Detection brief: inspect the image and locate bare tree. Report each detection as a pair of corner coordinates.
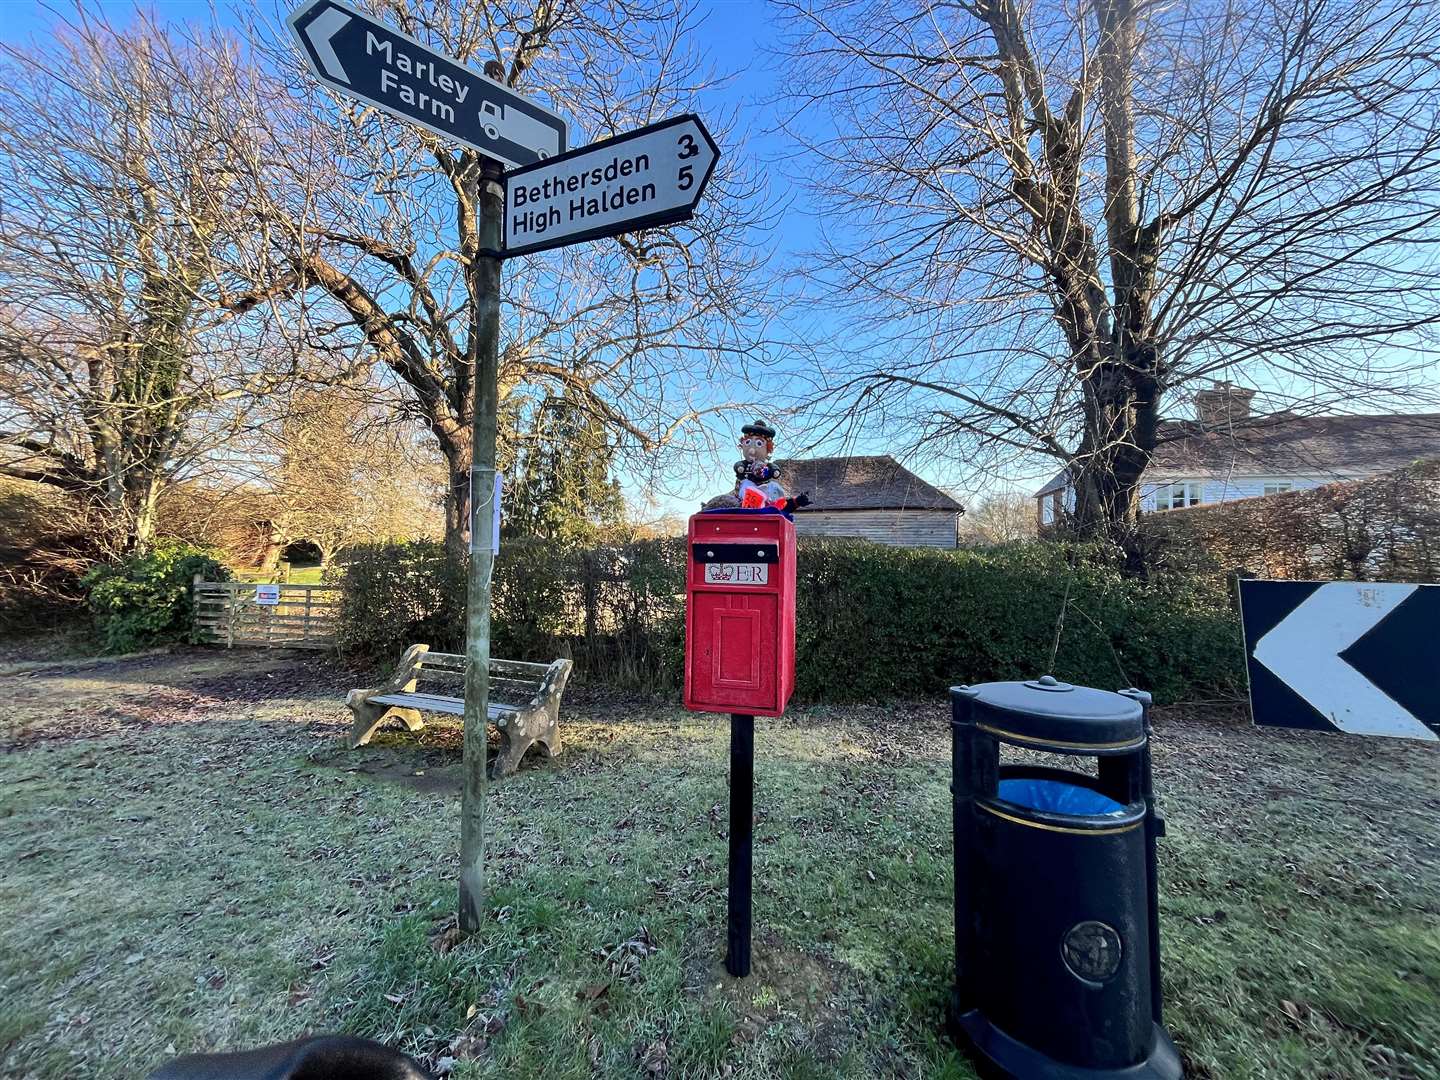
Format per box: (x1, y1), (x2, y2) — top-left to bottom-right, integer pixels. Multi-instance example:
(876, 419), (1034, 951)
(958, 492), (1036, 544)
(257, 388), (445, 566)
(0, 11), (304, 554)
(776, 0), (1440, 547)
(227, 0), (777, 558)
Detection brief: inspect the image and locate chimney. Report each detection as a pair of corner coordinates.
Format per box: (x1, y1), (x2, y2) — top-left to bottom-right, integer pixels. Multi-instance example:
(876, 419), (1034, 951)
(1194, 382), (1255, 428)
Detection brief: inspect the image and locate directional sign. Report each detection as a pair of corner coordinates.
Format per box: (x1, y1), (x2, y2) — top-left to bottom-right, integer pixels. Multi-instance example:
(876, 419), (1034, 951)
(288, 0), (567, 168)
(1239, 579), (1440, 740)
(503, 114), (719, 257)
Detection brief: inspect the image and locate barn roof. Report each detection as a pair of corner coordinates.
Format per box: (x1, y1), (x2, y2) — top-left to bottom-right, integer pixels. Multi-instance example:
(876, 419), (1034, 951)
(776, 455), (963, 512)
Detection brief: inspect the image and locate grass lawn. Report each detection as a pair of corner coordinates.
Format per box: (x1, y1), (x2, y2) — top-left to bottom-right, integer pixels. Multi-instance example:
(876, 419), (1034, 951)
(1, 648), (1436, 1080)
(232, 566), (328, 585)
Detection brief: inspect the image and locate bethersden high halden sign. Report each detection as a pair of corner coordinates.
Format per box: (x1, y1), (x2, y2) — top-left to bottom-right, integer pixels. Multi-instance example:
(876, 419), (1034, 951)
(511, 152), (658, 233)
(503, 115), (720, 257)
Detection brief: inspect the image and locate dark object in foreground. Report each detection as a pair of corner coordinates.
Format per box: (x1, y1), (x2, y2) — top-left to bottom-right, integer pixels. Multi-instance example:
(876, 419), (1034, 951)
(725, 712), (755, 977)
(949, 677), (1182, 1079)
(147, 1035), (433, 1080)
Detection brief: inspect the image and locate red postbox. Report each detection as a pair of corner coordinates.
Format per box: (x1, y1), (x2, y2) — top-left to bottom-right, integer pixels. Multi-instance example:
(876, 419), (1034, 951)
(683, 511), (796, 717)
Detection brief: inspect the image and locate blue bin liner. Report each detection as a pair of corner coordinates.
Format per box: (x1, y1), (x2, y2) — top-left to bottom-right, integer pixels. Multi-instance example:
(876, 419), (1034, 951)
(998, 778), (1126, 817)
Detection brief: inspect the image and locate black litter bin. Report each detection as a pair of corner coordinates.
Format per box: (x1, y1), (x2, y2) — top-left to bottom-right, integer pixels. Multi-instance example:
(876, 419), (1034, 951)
(950, 676), (1182, 1079)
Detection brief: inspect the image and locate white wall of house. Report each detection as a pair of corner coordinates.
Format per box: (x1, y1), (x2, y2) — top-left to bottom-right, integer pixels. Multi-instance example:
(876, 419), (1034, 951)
(793, 508), (959, 547)
(1036, 472), (1362, 525)
(1038, 487), (1073, 526)
(1137, 473), (1348, 512)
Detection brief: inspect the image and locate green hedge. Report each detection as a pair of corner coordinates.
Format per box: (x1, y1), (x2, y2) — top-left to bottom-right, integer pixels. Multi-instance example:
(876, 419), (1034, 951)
(82, 541), (231, 653)
(334, 537), (1246, 704)
(793, 540), (1244, 702)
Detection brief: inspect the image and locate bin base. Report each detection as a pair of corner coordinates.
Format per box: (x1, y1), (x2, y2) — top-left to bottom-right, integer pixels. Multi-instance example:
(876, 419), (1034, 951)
(949, 1002), (1183, 1079)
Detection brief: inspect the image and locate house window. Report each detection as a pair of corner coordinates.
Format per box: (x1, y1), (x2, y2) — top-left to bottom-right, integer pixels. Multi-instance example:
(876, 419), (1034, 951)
(1263, 481), (1294, 496)
(1155, 482), (1203, 511)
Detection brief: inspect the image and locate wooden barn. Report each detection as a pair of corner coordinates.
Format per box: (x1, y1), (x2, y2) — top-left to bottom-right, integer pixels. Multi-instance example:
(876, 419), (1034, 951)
(777, 455), (963, 548)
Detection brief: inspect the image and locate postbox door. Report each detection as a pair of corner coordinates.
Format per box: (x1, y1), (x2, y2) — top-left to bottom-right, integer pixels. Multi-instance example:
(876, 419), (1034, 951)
(689, 591), (779, 714)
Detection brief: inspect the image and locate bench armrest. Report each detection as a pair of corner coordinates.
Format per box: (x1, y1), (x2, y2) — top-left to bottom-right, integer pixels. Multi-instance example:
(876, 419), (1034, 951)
(530, 658), (573, 710)
(350, 643), (431, 707)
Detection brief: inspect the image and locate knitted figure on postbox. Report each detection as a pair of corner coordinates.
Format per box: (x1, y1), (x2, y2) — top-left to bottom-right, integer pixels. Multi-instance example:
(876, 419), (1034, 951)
(703, 419), (810, 515)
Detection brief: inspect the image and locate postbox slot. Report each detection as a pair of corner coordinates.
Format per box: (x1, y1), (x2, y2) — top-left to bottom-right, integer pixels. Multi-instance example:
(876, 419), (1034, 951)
(692, 542), (779, 564)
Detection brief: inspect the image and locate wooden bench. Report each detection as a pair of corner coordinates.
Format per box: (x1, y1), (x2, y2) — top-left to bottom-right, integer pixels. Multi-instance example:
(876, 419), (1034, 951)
(344, 644), (572, 778)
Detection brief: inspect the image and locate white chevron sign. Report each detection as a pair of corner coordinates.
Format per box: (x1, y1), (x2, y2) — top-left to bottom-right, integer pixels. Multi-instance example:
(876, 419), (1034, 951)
(1244, 580), (1438, 741)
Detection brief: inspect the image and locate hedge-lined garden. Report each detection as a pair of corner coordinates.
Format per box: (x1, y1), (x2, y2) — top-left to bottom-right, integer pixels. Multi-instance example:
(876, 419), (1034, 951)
(334, 538), (1246, 703)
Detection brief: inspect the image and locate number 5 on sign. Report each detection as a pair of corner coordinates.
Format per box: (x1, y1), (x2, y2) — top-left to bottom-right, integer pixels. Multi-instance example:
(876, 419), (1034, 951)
(503, 114), (720, 258)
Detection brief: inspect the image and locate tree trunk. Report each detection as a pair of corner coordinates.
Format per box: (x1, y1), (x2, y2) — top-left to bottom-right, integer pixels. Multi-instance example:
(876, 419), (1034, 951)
(445, 455), (470, 562)
(87, 466), (165, 556)
(259, 530), (284, 573)
(1070, 346), (1160, 561)
(129, 486), (160, 554)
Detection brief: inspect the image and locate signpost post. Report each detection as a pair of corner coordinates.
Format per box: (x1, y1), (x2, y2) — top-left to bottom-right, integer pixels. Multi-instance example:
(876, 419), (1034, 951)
(458, 151), (506, 932)
(291, 0), (719, 936)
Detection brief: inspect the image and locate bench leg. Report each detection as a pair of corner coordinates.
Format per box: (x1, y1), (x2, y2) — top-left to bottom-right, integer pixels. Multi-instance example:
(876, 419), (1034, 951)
(347, 696), (425, 749)
(488, 707), (560, 779)
(537, 708), (560, 759)
(489, 720), (532, 779)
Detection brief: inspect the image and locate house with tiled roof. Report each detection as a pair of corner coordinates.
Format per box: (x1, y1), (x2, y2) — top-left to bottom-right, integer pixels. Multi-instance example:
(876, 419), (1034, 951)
(1034, 384), (1440, 527)
(778, 455), (964, 548)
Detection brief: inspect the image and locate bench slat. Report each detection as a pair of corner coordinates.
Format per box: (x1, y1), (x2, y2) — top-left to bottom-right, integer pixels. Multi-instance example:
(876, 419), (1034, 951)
(405, 674), (543, 697)
(421, 653), (554, 675)
(370, 693), (520, 718)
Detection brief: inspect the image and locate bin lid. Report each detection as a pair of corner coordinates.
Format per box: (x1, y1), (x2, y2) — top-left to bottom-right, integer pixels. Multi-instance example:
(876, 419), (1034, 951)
(954, 676), (1145, 751)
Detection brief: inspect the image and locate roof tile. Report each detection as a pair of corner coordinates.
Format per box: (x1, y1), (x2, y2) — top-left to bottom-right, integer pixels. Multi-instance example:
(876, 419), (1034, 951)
(775, 455), (963, 512)
(1151, 412), (1440, 475)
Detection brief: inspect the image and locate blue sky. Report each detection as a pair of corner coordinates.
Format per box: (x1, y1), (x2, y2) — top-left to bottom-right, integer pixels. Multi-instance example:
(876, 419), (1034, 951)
(15, 2), (1425, 523)
(1, 0), (895, 519)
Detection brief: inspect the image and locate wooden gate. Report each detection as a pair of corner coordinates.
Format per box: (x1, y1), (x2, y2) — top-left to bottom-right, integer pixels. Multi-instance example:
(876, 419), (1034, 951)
(193, 576), (341, 649)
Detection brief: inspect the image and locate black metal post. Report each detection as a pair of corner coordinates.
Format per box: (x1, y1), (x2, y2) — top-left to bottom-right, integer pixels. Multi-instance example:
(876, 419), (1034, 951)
(725, 712), (755, 977)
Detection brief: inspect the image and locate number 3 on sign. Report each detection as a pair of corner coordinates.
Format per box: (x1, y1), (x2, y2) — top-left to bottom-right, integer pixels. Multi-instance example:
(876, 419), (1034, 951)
(678, 132), (697, 190)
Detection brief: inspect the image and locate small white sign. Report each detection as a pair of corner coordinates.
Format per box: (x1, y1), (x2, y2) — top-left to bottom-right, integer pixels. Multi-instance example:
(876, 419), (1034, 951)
(254, 584), (281, 606)
(705, 563), (768, 586)
(469, 469), (503, 555)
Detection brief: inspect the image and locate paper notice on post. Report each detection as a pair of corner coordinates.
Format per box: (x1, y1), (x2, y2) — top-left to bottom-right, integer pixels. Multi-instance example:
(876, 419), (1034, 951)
(492, 473), (503, 554)
(469, 468), (502, 555)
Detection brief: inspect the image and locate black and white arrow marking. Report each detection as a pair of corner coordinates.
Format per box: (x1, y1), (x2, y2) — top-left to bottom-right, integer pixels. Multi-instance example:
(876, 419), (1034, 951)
(288, 0), (568, 169)
(1240, 579), (1439, 741)
(303, 5), (351, 83)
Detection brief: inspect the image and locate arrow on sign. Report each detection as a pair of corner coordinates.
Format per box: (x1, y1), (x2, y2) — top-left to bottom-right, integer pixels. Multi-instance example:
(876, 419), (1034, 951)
(288, 0), (567, 168)
(503, 114), (719, 257)
(1245, 580), (1438, 741)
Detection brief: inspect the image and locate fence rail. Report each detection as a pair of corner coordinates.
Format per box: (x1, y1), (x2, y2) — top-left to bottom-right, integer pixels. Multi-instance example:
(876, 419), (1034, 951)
(193, 576), (341, 649)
